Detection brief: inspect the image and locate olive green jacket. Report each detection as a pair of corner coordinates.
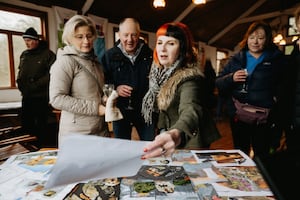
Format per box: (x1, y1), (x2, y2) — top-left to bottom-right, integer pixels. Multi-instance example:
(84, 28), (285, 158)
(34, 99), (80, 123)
(157, 64), (220, 149)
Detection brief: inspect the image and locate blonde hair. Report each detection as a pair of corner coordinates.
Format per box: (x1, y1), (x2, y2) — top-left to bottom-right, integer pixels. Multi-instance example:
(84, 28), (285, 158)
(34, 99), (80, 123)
(62, 15), (97, 45)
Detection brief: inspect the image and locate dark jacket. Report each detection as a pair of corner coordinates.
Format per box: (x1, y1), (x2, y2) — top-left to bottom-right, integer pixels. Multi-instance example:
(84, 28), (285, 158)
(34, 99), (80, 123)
(101, 39), (153, 112)
(17, 40), (56, 99)
(279, 40), (300, 129)
(49, 45), (106, 145)
(216, 48), (286, 121)
(203, 60), (217, 109)
(157, 64), (221, 148)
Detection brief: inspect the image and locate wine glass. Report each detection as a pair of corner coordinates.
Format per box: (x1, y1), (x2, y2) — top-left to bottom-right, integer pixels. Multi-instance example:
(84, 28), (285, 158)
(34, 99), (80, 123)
(103, 84), (114, 98)
(125, 86), (134, 110)
(240, 69), (248, 93)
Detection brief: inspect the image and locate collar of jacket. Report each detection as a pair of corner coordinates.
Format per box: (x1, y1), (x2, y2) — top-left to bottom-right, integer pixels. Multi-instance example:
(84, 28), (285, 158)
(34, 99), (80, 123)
(26, 40), (48, 53)
(157, 63), (204, 110)
(239, 47), (282, 62)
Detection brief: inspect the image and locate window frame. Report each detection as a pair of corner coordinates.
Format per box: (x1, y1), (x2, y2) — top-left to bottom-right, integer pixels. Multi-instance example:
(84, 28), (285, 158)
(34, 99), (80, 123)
(288, 16), (300, 37)
(284, 44), (294, 55)
(216, 50), (228, 76)
(0, 3), (48, 89)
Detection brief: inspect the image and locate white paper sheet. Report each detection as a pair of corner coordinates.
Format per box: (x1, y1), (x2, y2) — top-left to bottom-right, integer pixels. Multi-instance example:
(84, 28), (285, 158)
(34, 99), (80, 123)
(45, 134), (149, 189)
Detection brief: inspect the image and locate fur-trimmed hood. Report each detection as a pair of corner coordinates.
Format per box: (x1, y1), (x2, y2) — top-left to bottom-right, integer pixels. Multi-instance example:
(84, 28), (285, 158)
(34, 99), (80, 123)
(157, 64), (204, 110)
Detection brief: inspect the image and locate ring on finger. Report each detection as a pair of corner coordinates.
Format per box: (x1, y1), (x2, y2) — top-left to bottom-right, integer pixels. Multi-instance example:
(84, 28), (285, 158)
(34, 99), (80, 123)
(161, 147), (167, 155)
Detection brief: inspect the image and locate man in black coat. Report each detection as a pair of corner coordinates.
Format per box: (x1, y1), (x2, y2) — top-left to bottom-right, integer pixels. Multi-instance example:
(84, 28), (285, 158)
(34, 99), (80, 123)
(101, 18), (156, 141)
(17, 27), (56, 147)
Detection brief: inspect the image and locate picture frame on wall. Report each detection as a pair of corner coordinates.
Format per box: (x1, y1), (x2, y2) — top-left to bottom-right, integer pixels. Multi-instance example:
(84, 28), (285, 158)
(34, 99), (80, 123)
(288, 16), (300, 36)
(139, 32), (149, 44)
(284, 44), (294, 55)
(113, 27), (119, 43)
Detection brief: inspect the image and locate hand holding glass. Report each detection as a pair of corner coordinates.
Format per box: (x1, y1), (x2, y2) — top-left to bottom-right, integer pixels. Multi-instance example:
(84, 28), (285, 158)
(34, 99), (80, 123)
(240, 69), (248, 93)
(103, 84), (114, 98)
(125, 86), (134, 110)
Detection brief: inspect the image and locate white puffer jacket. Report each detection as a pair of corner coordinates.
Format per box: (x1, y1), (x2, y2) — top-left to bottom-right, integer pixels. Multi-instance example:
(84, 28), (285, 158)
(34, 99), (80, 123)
(49, 46), (106, 147)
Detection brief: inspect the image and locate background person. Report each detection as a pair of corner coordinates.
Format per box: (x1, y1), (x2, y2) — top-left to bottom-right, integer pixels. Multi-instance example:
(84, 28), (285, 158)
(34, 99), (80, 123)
(142, 22), (220, 159)
(101, 18), (156, 141)
(17, 27), (56, 148)
(203, 60), (217, 115)
(215, 57), (229, 122)
(199, 48), (217, 113)
(49, 15), (107, 147)
(279, 6), (300, 157)
(215, 21), (286, 159)
(260, 9), (300, 200)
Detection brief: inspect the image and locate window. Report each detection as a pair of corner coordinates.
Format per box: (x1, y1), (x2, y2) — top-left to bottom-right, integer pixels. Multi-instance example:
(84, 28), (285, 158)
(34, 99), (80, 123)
(288, 16), (300, 36)
(0, 3), (47, 89)
(216, 50), (228, 76)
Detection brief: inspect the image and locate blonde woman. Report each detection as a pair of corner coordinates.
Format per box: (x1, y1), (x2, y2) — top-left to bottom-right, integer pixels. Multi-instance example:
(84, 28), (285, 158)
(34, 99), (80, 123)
(49, 15), (107, 147)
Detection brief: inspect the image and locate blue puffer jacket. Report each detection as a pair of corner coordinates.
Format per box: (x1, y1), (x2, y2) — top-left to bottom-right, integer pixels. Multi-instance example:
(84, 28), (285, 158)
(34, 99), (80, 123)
(101, 40), (153, 112)
(216, 48), (286, 118)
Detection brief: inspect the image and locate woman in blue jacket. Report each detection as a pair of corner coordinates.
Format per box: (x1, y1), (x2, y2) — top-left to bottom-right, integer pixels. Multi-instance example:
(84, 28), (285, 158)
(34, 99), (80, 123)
(215, 21), (286, 159)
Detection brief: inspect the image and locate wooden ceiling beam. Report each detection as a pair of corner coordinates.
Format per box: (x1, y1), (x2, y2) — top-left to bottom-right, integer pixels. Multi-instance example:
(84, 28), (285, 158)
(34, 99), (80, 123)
(237, 7), (296, 24)
(174, 0), (216, 22)
(208, 0), (267, 45)
(82, 0), (94, 15)
(174, 3), (196, 22)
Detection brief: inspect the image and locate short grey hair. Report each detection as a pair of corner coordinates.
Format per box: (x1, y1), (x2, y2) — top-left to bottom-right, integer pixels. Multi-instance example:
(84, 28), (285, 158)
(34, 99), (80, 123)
(62, 15), (97, 45)
(119, 18), (140, 33)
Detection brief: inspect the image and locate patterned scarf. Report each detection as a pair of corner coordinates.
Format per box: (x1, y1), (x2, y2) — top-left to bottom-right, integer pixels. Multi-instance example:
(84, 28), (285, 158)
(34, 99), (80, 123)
(142, 60), (180, 124)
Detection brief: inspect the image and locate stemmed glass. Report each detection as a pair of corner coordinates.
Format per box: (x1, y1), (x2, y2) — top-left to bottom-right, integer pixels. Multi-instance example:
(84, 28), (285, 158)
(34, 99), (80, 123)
(240, 69), (248, 93)
(125, 86), (134, 110)
(103, 84), (114, 98)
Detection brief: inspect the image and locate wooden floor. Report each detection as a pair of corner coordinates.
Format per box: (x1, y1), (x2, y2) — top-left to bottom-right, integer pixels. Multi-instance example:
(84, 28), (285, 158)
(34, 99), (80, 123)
(1, 109), (234, 150)
(131, 118), (234, 150)
(210, 118), (234, 150)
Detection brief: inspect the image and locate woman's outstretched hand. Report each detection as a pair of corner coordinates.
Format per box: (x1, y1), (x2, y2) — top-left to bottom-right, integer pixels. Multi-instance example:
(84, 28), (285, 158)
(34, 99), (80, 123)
(141, 129), (181, 159)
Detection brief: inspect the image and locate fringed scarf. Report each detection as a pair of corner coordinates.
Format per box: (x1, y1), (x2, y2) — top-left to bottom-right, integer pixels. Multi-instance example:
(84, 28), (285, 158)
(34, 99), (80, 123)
(142, 60), (180, 124)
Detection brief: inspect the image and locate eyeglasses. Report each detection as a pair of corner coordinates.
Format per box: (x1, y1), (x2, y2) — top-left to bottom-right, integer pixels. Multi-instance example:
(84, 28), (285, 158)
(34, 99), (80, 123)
(73, 34), (94, 41)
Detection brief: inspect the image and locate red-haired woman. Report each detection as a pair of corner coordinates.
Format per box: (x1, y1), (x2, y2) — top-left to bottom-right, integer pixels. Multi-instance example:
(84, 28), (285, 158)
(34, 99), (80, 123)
(141, 22), (220, 159)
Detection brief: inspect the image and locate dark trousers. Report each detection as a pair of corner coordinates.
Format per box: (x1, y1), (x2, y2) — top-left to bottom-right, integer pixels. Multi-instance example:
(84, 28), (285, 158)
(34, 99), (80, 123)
(230, 117), (275, 159)
(21, 97), (50, 146)
(285, 126), (300, 154)
(113, 109), (157, 141)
